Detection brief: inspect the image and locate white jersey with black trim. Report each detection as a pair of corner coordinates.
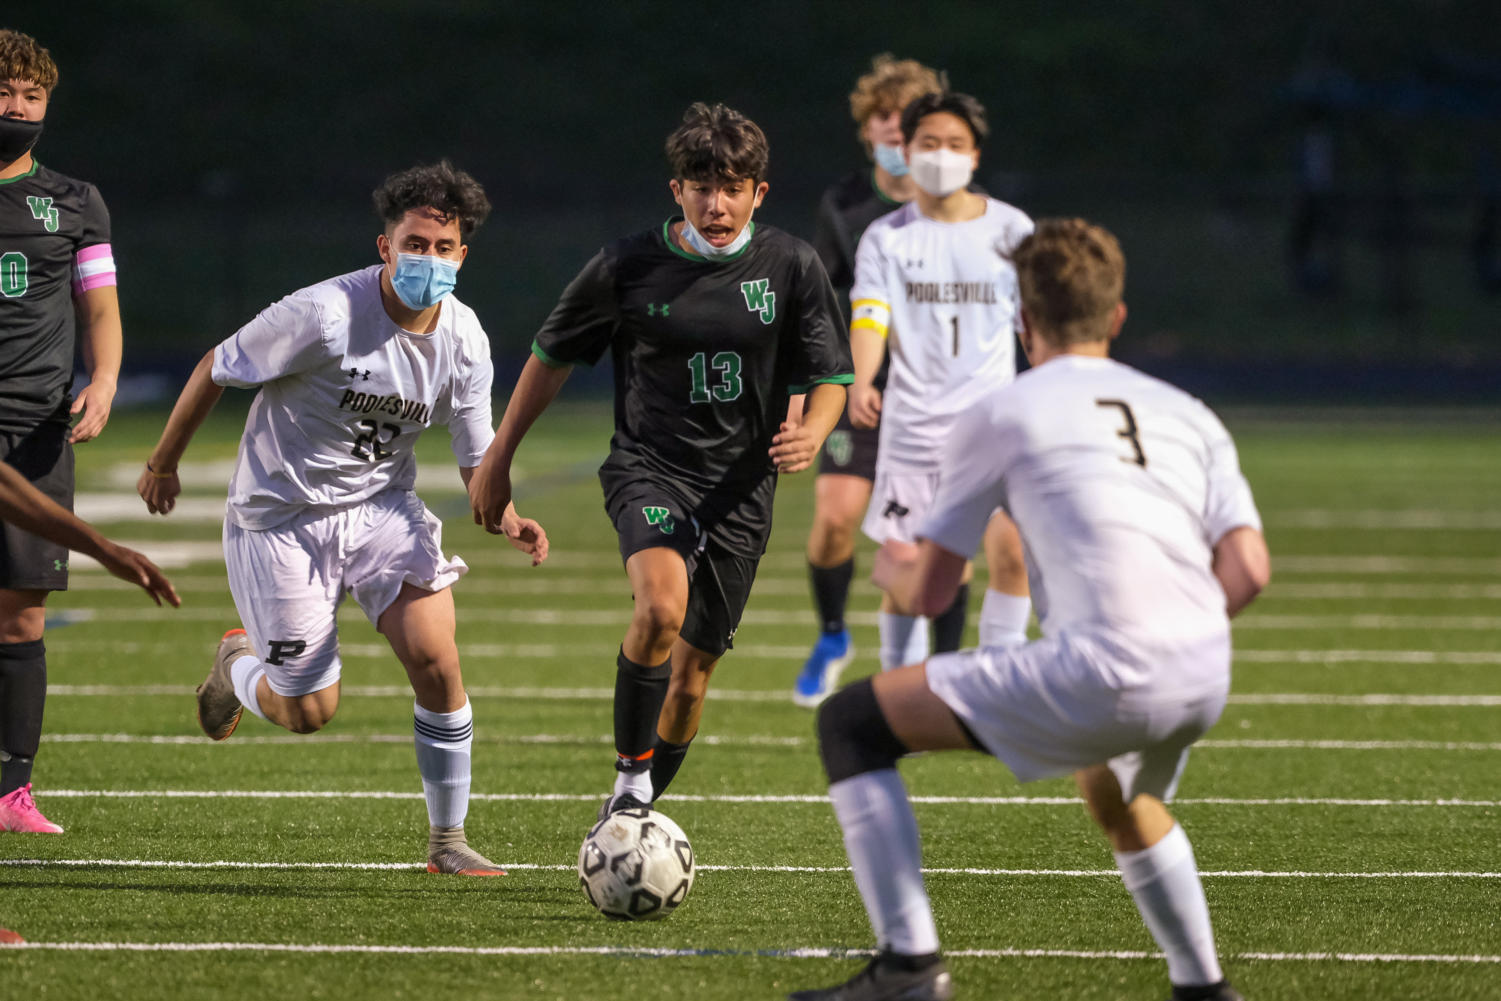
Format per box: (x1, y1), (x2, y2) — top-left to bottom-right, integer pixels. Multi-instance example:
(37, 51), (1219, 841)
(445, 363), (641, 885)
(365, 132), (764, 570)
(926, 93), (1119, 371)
(921, 355), (1261, 691)
(849, 197), (1033, 473)
(212, 264), (495, 530)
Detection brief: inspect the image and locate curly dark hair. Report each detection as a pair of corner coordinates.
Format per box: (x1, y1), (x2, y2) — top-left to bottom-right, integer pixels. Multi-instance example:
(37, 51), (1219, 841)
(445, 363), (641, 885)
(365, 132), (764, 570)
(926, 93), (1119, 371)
(665, 102), (769, 183)
(900, 91), (989, 148)
(372, 160), (491, 238)
(0, 29), (59, 92)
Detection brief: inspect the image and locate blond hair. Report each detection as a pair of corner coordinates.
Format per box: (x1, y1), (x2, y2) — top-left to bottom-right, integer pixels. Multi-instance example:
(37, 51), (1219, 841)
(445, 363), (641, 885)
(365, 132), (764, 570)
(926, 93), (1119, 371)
(1012, 219), (1127, 345)
(0, 29), (58, 92)
(848, 54), (941, 149)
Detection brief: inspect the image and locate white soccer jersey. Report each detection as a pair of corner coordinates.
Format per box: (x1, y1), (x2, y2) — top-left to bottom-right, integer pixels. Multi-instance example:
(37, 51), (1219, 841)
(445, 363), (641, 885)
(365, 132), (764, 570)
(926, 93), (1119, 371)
(212, 264), (495, 530)
(921, 355), (1261, 686)
(850, 198), (1033, 472)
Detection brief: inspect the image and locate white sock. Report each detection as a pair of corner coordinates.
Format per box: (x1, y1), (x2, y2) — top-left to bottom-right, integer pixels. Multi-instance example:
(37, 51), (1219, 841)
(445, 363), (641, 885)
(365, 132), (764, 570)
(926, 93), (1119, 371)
(613, 766), (653, 802)
(829, 770), (939, 955)
(978, 590), (1030, 648)
(413, 699), (474, 830)
(878, 612), (929, 671)
(1114, 824), (1224, 987)
(229, 655), (268, 721)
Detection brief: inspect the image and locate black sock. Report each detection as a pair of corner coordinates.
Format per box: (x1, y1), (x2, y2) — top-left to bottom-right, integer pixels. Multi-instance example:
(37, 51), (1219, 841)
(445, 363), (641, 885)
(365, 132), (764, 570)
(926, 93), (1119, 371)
(879, 949), (942, 972)
(809, 559), (854, 635)
(649, 734), (694, 801)
(613, 647), (671, 770)
(1171, 980), (1232, 1001)
(931, 582), (970, 654)
(0, 639), (46, 796)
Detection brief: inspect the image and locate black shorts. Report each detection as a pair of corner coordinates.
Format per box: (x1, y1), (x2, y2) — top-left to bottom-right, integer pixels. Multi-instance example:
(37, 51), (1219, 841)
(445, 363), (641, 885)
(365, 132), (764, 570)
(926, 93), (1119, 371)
(605, 475), (760, 659)
(0, 423), (74, 591)
(817, 405), (879, 480)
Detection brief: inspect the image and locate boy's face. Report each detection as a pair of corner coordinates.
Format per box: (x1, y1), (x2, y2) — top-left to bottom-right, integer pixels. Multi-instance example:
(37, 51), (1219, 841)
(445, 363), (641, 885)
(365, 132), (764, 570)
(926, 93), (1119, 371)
(377, 206), (467, 275)
(0, 78), (48, 121)
(670, 176), (768, 247)
(906, 111), (980, 168)
(860, 106), (903, 149)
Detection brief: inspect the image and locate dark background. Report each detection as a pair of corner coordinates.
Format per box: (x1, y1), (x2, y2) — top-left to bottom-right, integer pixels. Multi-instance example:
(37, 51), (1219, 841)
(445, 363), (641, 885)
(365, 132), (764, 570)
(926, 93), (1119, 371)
(18, 0), (1501, 403)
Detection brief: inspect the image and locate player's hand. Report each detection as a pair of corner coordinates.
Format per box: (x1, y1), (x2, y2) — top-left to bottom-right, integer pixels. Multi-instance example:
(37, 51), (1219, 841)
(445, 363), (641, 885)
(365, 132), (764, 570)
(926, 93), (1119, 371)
(769, 421), (821, 474)
(95, 540), (181, 607)
(469, 457), (514, 535)
(137, 463), (182, 516)
(69, 379), (117, 443)
(849, 383), (882, 430)
(500, 504), (549, 566)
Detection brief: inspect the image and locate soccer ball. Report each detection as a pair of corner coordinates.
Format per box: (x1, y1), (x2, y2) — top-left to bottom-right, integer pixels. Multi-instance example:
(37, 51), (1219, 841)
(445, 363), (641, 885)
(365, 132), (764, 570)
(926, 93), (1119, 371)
(577, 807), (694, 920)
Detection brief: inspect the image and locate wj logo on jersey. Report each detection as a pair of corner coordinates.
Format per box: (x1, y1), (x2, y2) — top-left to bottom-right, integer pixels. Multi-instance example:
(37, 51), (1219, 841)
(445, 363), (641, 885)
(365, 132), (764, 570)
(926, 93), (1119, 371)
(740, 279), (775, 325)
(646, 303), (670, 317)
(824, 430), (853, 467)
(27, 196), (59, 234)
(642, 506), (676, 534)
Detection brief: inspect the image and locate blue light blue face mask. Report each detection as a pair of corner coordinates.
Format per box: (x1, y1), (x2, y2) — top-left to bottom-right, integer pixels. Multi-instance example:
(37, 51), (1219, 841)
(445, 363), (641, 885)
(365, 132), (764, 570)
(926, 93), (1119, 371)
(873, 143), (909, 177)
(391, 252), (460, 310)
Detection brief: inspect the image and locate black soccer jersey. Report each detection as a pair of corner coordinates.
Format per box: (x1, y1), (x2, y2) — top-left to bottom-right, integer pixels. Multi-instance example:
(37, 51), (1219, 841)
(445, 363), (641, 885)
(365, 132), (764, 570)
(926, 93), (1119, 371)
(813, 169), (904, 314)
(0, 161), (112, 432)
(533, 219), (852, 551)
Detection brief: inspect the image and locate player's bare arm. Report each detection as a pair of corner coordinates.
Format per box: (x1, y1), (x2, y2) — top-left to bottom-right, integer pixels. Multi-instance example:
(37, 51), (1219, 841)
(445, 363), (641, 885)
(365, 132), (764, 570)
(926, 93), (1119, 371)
(470, 353), (571, 534)
(1, 460), (179, 607)
(769, 383), (846, 474)
(1212, 525), (1270, 617)
(68, 283), (122, 443)
(871, 536), (967, 618)
(137, 349), (224, 515)
(846, 324), (885, 429)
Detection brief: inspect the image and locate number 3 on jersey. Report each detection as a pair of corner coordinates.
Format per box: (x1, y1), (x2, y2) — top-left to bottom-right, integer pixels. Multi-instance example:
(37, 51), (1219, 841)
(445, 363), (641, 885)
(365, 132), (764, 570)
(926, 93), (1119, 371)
(1096, 399), (1146, 466)
(687, 351), (743, 403)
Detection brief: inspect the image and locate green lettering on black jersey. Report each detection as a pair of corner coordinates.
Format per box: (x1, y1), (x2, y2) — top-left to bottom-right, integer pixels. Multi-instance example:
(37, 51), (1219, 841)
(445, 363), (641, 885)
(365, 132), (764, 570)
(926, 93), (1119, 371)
(739, 279), (775, 324)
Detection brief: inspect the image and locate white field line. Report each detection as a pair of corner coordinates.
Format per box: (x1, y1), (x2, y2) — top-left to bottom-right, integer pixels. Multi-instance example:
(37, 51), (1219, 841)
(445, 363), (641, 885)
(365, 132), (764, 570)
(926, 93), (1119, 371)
(1262, 582), (1501, 600)
(42, 605), (1501, 631)
(1271, 556), (1501, 576)
(33, 789), (1501, 808)
(37, 640), (1501, 667)
(1269, 510), (1501, 530)
(41, 732), (1501, 753)
(41, 683), (1501, 707)
(2, 939), (1498, 965)
(5, 857), (1500, 879)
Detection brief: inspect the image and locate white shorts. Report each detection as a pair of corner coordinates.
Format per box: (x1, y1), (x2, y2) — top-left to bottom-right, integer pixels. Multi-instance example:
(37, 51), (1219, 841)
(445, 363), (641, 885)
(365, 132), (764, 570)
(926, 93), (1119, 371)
(861, 468), (941, 545)
(925, 631), (1229, 802)
(223, 489), (466, 697)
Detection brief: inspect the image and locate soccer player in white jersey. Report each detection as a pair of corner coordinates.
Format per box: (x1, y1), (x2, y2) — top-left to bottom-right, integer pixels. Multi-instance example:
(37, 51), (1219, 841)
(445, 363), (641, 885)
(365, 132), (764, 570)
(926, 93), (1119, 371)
(848, 91), (1034, 674)
(137, 162), (548, 876)
(791, 219), (1269, 1001)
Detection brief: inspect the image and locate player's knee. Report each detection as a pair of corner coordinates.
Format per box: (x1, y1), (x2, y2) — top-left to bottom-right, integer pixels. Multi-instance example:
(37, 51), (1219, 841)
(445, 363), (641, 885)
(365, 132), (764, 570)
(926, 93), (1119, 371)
(816, 678), (910, 784)
(632, 595), (685, 643)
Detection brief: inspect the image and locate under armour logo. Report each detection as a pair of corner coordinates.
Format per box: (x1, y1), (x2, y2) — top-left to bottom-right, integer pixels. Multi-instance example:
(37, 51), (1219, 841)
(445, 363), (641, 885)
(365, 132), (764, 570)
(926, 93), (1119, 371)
(53, 558), (67, 571)
(903, 258), (924, 270)
(881, 500), (910, 519)
(646, 303), (670, 317)
(348, 368), (370, 381)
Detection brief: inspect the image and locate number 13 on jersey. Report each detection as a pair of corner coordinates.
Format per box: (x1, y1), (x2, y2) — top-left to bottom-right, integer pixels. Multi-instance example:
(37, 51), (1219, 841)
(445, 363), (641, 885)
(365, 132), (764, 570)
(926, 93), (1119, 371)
(687, 350), (743, 403)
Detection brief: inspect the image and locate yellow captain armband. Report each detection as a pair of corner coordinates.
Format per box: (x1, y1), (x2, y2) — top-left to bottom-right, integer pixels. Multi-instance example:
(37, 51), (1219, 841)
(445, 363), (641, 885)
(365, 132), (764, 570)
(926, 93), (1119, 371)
(850, 298), (891, 337)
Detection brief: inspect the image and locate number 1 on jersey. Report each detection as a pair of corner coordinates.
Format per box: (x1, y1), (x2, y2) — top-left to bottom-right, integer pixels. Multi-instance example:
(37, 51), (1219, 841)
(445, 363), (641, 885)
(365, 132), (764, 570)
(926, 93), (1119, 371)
(1096, 399), (1146, 466)
(949, 316), (959, 357)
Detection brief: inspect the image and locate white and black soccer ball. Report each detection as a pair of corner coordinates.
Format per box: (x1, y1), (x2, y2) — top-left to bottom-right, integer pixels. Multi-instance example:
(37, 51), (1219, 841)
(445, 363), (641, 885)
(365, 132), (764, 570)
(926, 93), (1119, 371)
(577, 807), (694, 921)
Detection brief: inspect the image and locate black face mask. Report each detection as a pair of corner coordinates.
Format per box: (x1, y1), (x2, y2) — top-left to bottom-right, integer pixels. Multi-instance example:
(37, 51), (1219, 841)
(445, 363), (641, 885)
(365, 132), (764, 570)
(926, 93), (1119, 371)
(0, 116), (43, 167)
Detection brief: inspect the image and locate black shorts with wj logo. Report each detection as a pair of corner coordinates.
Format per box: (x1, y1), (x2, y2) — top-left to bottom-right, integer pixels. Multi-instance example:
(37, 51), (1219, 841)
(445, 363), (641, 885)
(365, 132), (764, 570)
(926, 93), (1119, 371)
(0, 423), (75, 591)
(816, 405), (880, 481)
(602, 470), (761, 659)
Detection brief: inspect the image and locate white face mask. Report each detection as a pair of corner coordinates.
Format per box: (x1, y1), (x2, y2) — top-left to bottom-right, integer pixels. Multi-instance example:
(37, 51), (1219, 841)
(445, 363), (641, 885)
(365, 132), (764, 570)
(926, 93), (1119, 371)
(909, 148), (975, 198)
(681, 217), (755, 260)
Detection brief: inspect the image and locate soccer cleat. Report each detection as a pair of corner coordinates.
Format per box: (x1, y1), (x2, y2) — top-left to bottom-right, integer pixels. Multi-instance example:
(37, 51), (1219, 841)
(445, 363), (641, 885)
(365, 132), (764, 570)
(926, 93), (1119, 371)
(793, 629), (854, 708)
(197, 628), (251, 741)
(0, 783), (64, 834)
(1169, 981), (1245, 1001)
(426, 842), (507, 876)
(0, 927), (24, 944)
(596, 791), (649, 823)
(788, 952), (954, 1001)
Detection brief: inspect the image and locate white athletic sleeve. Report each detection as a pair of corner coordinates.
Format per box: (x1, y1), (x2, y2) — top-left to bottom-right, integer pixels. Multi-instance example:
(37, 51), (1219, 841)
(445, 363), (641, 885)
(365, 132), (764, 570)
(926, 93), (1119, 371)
(848, 225), (892, 337)
(1201, 410), (1262, 544)
(448, 331), (495, 468)
(212, 290), (329, 388)
(920, 398), (1015, 558)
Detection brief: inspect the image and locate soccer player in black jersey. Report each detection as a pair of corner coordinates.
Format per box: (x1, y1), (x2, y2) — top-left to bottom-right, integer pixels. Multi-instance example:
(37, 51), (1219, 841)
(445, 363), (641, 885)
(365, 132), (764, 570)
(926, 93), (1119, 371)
(470, 103), (853, 815)
(793, 55), (946, 709)
(0, 30), (123, 834)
